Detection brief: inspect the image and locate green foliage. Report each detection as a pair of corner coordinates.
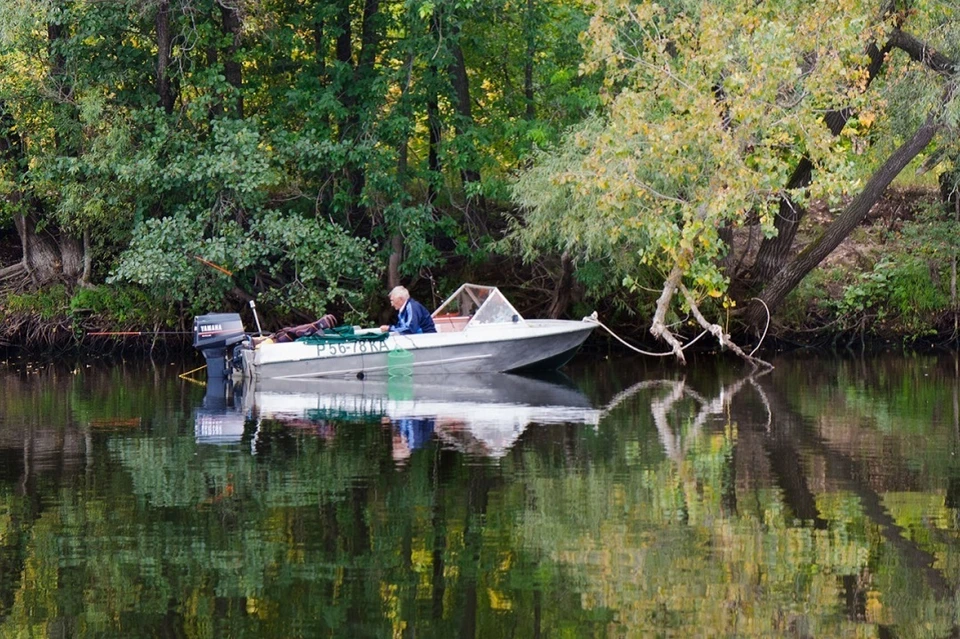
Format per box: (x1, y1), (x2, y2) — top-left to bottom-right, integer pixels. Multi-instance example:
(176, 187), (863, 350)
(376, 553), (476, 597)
(108, 208), (380, 320)
(834, 256), (947, 333)
(69, 285), (167, 327)
(0, 0), (601, 323)
(781, 197), (956, 341)
(3, 284), (70, 320)
(248, 211), (380, 320)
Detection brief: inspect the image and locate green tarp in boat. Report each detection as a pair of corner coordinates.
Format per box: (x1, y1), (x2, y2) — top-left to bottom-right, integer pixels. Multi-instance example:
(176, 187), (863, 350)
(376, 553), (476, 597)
(297, 325), (390, 345)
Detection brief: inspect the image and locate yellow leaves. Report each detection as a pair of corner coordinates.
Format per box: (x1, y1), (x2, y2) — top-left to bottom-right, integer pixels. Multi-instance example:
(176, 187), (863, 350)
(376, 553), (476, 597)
(865, 590), (884, 624)
(858, 110), (876, 128)
(487, 588), (513, 611)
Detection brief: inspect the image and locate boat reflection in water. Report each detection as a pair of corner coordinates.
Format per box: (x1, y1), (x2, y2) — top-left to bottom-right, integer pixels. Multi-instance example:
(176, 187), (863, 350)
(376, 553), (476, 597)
(194, 373), (601, 461)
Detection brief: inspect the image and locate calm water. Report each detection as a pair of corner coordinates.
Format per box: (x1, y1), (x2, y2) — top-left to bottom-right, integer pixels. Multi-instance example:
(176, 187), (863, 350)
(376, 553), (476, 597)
(1, 352), (960, 637)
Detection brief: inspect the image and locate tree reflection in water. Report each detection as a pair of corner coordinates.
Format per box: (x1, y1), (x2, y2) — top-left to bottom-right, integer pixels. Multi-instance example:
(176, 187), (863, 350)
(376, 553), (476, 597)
(0, 356), (958, 637)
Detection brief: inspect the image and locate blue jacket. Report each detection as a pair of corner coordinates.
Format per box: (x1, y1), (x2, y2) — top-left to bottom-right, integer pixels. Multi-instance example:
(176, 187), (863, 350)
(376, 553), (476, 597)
(390, 298), (437, 334)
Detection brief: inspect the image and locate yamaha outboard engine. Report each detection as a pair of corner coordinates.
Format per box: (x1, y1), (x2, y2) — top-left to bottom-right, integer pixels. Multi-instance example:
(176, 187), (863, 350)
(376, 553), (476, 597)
(193, 313), (246, 379)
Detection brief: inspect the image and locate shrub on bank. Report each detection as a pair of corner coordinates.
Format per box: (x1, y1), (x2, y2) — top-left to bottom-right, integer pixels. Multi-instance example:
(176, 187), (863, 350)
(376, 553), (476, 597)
(779, 200), (959, 346)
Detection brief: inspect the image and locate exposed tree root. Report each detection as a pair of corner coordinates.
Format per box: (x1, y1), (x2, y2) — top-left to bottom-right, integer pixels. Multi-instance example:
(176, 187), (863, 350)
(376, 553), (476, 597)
(680, 285), (773, 370)
(649, 265), (688, 364)
(647, 266), (774, 370)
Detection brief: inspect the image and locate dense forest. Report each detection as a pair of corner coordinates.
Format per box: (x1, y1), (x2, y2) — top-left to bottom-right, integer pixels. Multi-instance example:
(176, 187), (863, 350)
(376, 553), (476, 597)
(0, 0), (958, 356)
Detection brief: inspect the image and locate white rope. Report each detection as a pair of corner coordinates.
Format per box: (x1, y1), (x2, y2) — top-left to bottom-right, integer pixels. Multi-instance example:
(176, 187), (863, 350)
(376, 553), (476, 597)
(583, 314), (709, 357)
(747, 298), (771, 358)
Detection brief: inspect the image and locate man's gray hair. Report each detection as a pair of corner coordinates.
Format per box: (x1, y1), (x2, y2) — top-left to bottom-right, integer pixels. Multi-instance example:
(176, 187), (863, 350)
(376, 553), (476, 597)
(388, 286), (410, 301)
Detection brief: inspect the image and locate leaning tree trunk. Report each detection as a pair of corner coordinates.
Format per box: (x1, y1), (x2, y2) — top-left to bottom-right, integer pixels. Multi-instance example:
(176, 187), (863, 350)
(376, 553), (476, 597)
(743, 114), (941, 330)
(749, 39), (891, 284)
(742, 28), (956, 332)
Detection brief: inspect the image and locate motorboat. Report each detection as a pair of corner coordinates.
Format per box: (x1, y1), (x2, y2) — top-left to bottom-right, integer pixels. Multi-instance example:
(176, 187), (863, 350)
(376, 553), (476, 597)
(194, 373), (601, 458)
(193, 284), (596, 380)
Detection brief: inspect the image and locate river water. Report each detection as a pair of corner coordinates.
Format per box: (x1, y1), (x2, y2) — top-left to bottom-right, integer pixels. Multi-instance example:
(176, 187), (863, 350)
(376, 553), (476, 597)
(0, 352), (959, 637)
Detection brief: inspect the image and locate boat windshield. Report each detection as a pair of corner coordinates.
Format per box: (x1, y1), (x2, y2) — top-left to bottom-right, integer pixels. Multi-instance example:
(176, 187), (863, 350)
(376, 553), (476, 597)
(432, 284), (526, 327)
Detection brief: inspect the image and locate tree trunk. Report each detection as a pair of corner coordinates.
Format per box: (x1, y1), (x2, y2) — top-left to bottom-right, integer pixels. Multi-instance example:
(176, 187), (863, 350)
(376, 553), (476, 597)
(206, 44), (222, 119)
(743, 114), (941, 330)
(155, 0), (176, 114)
(81, 227), (92, 286)
(749, 40), (890, 284)
(59, 234), (83, 280)
(447, 38), (487, 229)
(312, 15), (326, 81)
(953, 189), (959, 337)
(388, 55), (416, 292)
(333, 0), (379, 224)
(218, 1), (243, 118)
(387, 233), (403, 290)
(888, 29), (956, 76)
(47, 22), (68, 98)
(16, 214), (63, 286)
(335, 0), (352, 70)
(546, 251), (574, 319)
(742, 29), (955, 331)
(650, 265), (687, 364)
(427, 87), (441, 207)
(523, 0), (536, 121)
(358, 0), (381, 73)
(0, 99), (23, 162)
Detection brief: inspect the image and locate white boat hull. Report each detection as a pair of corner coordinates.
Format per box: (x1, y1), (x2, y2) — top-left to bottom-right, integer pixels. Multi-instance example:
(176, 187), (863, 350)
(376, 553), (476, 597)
(241, 319), (595, 380)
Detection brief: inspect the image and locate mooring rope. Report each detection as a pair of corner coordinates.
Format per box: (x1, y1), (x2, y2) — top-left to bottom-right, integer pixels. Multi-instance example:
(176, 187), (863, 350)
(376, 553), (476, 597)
(583, 314), (709, 357)
(747, 298), (771, 358)
(179, 364), (207, 386)
(584, 297), (772, 359)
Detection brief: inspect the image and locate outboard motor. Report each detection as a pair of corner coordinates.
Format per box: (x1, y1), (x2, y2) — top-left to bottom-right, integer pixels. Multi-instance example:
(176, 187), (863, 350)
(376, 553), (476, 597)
(193, 313), (246, 379)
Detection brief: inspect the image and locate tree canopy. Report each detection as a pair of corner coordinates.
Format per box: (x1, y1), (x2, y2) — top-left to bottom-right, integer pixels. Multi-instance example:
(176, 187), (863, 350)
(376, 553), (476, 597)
(509, 0), (960, 362)
(0, 0), (958, 351)
(0, 0), (595, 325)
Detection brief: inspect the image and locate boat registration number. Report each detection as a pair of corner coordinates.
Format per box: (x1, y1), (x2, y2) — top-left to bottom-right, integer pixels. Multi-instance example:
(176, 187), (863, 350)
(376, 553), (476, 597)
(314, 340), (391, 356)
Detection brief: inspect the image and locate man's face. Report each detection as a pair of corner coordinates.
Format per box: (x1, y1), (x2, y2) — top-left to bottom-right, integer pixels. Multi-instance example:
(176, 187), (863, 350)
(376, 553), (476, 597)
(389, 294), (405, 310)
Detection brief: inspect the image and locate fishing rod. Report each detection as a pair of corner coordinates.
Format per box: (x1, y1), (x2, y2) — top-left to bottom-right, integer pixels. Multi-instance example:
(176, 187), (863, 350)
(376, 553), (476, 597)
(87, 330), (193, 336)
(90, 259), (264, 339)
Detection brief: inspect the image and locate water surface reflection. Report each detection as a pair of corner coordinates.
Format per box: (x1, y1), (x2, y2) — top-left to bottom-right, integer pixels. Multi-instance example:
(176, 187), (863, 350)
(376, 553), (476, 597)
(0, 354), (959, 637)
(196, 373), (602, 461)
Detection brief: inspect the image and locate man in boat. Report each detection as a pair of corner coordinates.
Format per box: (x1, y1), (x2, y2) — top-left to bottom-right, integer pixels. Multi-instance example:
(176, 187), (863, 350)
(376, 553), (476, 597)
(380, 286), (436, 335)
(254, 313), (338, 347)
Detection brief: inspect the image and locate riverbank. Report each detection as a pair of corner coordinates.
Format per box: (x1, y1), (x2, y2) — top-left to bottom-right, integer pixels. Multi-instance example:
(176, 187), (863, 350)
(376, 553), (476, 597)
(0, 187), (956, 357)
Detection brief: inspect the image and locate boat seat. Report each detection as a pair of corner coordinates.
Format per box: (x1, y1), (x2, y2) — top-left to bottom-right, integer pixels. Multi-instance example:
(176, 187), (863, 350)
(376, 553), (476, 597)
(433, 315), (470, 332)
